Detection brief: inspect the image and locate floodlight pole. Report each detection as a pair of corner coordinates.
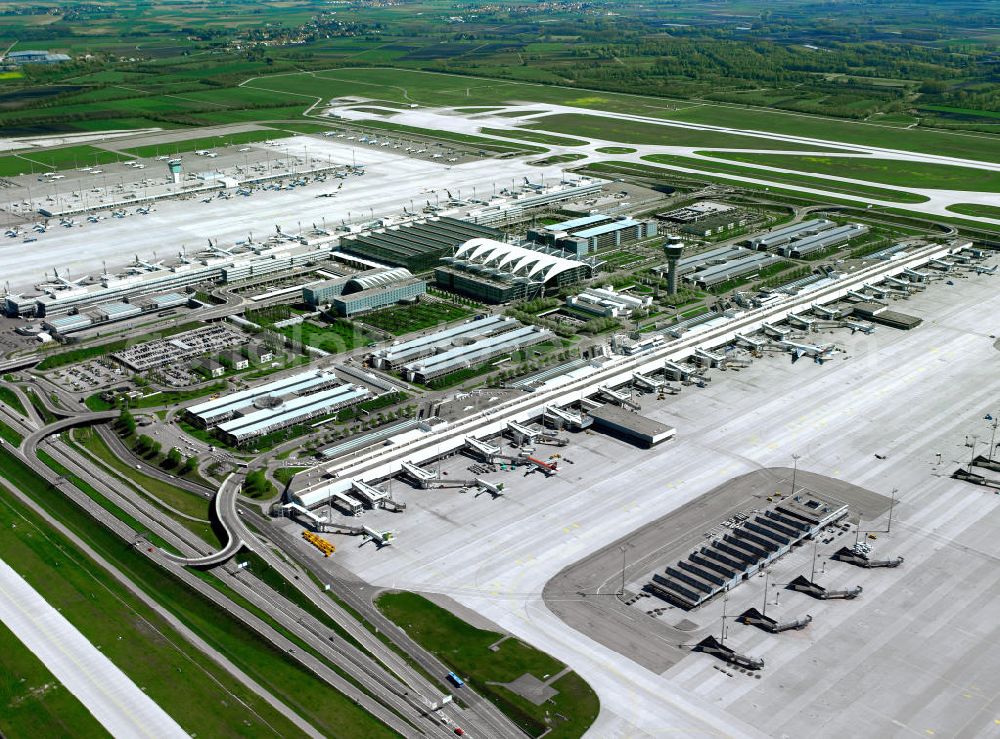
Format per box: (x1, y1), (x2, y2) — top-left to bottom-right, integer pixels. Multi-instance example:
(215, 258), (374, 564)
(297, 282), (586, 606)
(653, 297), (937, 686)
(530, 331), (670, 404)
(887, 488), (897, 533)
(810, 536), (819, 583)
(989, 416), (998, 462)
(969, 435), (979, 473)
(619, 545), (626, 596)
(855, 510), (863, 547)
(720, 594), (728, 646)
(791, 453), (801, 496)
(761, 569), (770, 618)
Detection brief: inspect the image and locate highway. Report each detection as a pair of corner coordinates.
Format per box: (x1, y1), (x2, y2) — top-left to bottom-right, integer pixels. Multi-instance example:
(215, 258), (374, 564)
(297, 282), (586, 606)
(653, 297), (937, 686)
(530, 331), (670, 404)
(9, 393), (522, 737)
(224, 482), (526, 738)
(298, 240), (956, 488)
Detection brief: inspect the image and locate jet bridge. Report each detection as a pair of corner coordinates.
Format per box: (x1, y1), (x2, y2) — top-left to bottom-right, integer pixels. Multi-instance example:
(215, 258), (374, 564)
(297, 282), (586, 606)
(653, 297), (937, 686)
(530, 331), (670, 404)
(760, 322), (790, 340)
(884, 276), (919, 292)
(507, 420), (540, 444)
(282, 502), (329, 526)
(663, 360), (692, 381)
(733, 333), (764, 350)
(785, 314), (815, 331)
(465, 436), (502, 460)
(351, 480), (389, 508)
(598, 385), (641, 411)
(632, 372), (666, 391)
(401, 460), (436, 484)
(810, 302), (842, 319)
(693, 348), (726, 368)
(841, 319), (875, 334)
(543, 404), (592, 430)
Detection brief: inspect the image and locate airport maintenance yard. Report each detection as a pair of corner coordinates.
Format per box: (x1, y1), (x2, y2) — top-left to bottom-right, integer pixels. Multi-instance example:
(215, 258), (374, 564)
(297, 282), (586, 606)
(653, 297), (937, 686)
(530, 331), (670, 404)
(276, 255), (1000, 738)
(0, 133), (567, 293)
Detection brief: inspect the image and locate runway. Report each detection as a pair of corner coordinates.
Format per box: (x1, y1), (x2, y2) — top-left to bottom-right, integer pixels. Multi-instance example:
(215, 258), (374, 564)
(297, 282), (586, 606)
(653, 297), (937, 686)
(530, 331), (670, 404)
(0, 557), (188, 738)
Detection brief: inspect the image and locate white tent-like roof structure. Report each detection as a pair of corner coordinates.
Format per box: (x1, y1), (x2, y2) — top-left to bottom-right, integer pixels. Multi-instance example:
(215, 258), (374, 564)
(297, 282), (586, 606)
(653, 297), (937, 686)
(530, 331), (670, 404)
(453, 238), (587, 284)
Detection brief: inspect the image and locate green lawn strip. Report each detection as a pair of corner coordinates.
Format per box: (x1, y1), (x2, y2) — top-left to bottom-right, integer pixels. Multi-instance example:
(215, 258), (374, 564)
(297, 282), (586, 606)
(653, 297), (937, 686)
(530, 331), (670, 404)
(946, 203), (1000, 220)
(359, 301), (472, 335)
(0, 417), (24, 446)
(701, 151), (1000, 193)
(86, 381), (227, 412)
(376, 591), (599, 738)
(35, 320), (204, 370)
(640, 154), (928, 203)
(36, 447), (178, 553)
(239, 551), (370, 653)
(0, 385), (28, 415)
(0, 445), (396, 738)
(0, 618), (109, 738)
(122, 128), (296, 158)
(595, 146), (636, 154)
(351, 119), (547, 153)
(479, 127), (588, 146)
(528, 112), (839, 151)
(24, 389), (57, 424)
(885, 208), (1000, 234)
(530, 153), (588, 166)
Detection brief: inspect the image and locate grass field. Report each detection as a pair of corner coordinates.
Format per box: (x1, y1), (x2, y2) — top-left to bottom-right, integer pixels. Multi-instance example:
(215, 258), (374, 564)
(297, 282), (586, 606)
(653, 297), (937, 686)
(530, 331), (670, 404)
(478, 127), (588, 146)
(277, 318), (376, 354)
(526, 113), (836, 151)
(359, 301), (472, 335)
(0, 417), (24, 446)
(122, 128), (296, 158)
(351, 118), (546, 153)
(946, 203), (1000, 219)
(703, 152), (1000, 192)
(238, 69), (1000, 163)
(0, 617), (108, 738)
(595, 146), (636, 154)
(377, 591), (599, 738)
(0, 385), (28, 415)
(640, 154), (929, 203)
(0, 443), (397, 738)
(529, 153), (588, 166)
(0, 145), (121, 176)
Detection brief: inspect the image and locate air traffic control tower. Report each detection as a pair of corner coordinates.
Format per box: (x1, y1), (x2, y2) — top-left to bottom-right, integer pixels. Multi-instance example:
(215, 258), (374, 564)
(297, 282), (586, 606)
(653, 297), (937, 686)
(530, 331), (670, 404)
(167, 158), (182, 185)
(663, 235), (684, 294)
